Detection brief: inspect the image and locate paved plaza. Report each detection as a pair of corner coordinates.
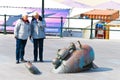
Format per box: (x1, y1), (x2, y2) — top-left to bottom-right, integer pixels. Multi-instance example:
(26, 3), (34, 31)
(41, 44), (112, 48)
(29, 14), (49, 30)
(0, 34), (120, 80)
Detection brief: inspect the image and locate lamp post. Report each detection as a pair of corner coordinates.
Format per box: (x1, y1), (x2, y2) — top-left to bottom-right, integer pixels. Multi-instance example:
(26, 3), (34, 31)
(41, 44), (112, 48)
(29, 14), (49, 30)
(42, 0), (44, 18)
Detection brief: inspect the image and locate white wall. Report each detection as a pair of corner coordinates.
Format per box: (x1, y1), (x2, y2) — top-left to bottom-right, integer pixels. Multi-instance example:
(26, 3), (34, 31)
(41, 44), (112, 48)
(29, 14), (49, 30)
(109, 27), (120, 39)
(63, 19), (99, 38)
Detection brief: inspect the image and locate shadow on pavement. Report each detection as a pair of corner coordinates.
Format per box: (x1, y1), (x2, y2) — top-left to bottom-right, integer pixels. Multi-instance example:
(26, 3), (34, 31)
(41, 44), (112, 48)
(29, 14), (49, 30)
(62, 67), (113, 74)
(28, 60), (52, 63)
(82, 67), (113, 73)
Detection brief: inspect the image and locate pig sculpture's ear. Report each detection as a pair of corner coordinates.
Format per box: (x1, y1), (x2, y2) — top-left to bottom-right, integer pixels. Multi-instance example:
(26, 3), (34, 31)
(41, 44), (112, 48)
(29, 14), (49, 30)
(68, 42), (76, 50)
(58, 49), (61, 52)
(77, 40), (82, 49)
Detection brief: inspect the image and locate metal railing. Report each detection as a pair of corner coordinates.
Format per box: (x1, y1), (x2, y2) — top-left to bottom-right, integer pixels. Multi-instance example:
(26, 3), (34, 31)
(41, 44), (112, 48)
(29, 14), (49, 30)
(0, 14), (120, 39)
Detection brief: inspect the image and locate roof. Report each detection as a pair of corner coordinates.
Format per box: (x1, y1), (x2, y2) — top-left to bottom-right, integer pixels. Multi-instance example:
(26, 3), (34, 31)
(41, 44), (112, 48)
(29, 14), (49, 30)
(82, 9), (119, 16)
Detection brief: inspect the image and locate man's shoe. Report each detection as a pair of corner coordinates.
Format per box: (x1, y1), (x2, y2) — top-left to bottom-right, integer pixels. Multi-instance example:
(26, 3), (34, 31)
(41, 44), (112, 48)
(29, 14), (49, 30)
(39, 60), (44, 62)
(21, 59), (27, 63)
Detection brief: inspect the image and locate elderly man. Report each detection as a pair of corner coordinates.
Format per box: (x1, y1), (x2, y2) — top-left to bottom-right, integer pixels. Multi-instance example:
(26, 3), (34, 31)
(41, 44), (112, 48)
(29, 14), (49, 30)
(30, 12), (46, 62)
(14, 13), (31, 64)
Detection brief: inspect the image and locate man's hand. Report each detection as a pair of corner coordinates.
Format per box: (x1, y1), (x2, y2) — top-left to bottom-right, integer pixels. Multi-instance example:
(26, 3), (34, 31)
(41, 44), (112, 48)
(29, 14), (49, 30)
(29, 36), (31, 40)
(15, 36), (17, 39)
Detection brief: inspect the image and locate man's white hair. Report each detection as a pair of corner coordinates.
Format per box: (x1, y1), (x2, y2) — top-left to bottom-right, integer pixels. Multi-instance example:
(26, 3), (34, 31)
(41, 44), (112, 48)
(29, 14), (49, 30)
(32, 11), (40, 16)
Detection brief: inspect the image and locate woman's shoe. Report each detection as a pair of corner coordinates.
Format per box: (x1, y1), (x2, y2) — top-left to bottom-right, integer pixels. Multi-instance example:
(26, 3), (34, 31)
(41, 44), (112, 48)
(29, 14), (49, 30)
(16, 61), (19, 64)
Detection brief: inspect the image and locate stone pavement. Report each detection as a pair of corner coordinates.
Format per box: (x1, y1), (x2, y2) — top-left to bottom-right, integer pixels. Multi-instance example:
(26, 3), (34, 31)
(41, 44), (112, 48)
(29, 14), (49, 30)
(0, 34), (120, 80)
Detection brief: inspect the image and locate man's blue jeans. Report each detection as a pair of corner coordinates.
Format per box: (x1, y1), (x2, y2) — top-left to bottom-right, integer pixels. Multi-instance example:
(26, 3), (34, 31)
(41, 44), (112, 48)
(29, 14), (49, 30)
(16, 39), (27, 61)
(33, 38), (44, 61)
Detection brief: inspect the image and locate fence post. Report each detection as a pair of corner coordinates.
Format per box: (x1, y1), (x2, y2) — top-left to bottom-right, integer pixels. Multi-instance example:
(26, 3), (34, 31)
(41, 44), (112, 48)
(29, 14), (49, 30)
(90, 18), (93, 39)
(60, 17), (63, 37)
(4, 14), (7, 34)
(42, 0), (44, 18)
(68, 17), (70, 31)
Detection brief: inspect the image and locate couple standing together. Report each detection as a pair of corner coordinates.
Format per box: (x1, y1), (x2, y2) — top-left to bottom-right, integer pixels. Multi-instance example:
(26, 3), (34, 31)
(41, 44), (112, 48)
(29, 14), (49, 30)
(14, 12), (46, 64)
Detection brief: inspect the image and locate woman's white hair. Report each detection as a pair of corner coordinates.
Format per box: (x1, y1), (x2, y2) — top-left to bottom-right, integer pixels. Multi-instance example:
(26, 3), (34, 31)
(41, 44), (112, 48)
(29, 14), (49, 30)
(22, 12), (28, 17)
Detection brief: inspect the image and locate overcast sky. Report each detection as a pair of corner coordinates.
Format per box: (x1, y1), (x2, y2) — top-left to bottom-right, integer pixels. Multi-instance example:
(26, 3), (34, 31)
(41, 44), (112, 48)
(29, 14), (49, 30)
(53, 0), (120, 6)
(0, 0), (120, 7)
(0, 0), (42, 7)
(0, 0), (70, 8)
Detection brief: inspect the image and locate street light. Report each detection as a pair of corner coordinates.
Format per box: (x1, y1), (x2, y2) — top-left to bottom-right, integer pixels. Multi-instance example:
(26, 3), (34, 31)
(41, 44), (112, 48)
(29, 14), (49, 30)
(42, 0), (44, 18)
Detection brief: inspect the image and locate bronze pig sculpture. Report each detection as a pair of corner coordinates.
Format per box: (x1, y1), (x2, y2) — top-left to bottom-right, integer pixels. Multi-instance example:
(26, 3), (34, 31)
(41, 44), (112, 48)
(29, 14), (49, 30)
(52, 41), (97, 73)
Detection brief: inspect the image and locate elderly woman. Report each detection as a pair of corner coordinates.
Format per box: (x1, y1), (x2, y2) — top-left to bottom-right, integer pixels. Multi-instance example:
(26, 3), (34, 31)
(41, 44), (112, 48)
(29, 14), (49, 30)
(14, 13), (31, 64)
(30, 12), (46, 62)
